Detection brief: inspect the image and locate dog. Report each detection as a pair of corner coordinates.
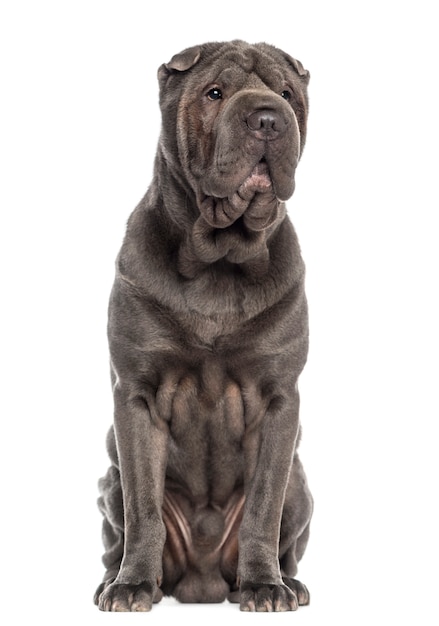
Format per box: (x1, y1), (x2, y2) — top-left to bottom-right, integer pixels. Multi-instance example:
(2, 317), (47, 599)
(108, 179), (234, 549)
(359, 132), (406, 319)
(94, 40), (313, 612)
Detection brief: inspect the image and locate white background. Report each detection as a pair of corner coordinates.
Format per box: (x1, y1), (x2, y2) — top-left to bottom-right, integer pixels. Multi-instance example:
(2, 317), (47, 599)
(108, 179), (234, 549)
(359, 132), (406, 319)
(1, 1), (438, 624)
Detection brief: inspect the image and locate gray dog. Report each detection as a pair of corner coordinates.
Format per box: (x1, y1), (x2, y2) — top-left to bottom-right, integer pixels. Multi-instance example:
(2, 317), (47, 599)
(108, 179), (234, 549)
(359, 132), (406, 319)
(94, 40), (313, 613)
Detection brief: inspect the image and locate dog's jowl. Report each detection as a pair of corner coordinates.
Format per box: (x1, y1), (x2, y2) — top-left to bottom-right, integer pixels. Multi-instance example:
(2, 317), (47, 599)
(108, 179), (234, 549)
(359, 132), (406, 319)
(94, 40), (313, 612)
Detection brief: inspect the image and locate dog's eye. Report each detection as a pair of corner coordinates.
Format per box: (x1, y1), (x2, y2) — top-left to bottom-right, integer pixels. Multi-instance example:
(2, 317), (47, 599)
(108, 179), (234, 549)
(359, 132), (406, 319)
(281, 90), (292, 101)
(206, 87), (223, 101)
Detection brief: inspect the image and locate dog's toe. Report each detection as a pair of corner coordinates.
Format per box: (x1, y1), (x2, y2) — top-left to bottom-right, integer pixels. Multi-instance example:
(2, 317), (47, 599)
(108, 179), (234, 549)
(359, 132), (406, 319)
(283, 577), (310, 605)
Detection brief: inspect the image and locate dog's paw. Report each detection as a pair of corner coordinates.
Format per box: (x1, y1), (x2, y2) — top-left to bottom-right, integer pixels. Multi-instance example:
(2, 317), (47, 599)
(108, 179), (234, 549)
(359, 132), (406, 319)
(283, 577), (311, 606)
(97, 581), (160, 612)
(283, 577), (310, 605)
(239, 582), (299, 612)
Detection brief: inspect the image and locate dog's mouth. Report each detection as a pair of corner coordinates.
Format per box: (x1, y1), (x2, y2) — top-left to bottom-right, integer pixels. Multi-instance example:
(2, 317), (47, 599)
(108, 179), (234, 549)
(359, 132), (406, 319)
(250, 158), (272, 188)
(198, 157), (280, 230)
(237, 158), (273, 196)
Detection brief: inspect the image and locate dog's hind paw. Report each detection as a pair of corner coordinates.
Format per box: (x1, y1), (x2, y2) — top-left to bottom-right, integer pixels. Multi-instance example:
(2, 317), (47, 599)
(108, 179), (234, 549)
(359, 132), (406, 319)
(283, 577), (310, 605)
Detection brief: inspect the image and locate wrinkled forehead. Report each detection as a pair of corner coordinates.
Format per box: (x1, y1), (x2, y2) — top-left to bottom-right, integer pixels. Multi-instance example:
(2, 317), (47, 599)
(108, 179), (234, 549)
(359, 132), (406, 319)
(197, 47), (292, 90)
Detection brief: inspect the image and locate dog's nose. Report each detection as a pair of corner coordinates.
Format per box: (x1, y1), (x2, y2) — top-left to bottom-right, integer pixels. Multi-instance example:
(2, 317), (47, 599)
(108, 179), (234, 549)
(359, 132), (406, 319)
(246, 109), (286, 139)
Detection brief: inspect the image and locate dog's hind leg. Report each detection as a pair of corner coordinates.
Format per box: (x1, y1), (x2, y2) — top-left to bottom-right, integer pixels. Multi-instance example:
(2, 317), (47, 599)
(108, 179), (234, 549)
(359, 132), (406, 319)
(279, 523), (311, 606)
(93, 463), (125, 604)
(278, 453), (313, 607)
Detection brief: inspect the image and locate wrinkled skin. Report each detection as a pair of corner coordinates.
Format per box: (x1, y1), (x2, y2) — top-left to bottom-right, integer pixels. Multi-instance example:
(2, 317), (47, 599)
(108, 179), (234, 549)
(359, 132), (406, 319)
(94, 40), (313, 613)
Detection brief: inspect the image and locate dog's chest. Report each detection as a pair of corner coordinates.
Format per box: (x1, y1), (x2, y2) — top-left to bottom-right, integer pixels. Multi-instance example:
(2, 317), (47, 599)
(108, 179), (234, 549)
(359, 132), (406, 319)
(176, 269), (267, 345)
(178, 309), (244, 345)
(156, 357), (262, 502)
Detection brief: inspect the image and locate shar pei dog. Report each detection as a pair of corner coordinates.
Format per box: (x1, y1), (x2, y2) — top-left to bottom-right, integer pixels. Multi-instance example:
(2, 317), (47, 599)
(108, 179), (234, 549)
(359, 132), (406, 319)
(94, 40), (313, 613)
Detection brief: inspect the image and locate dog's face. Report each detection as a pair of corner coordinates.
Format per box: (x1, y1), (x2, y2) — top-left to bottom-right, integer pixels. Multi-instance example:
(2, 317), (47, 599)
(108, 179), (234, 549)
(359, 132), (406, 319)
(158, 41), (309, 231)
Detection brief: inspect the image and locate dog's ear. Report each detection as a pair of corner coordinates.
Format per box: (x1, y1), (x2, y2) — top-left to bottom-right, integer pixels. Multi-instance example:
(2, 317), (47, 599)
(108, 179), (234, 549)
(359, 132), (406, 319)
(283, 53), (310, 84)
(158, 45), (201, 87)
(165, 45), (201, 72)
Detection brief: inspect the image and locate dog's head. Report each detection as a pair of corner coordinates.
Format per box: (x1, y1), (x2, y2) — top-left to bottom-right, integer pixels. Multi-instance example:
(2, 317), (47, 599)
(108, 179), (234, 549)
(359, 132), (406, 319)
(157, 41), (309, 233)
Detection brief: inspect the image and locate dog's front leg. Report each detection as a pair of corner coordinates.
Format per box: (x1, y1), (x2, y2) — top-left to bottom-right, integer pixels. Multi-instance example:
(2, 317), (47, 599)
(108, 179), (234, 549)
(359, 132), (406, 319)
(238, 392), (301, 612)
(98, 385), (168, 612)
